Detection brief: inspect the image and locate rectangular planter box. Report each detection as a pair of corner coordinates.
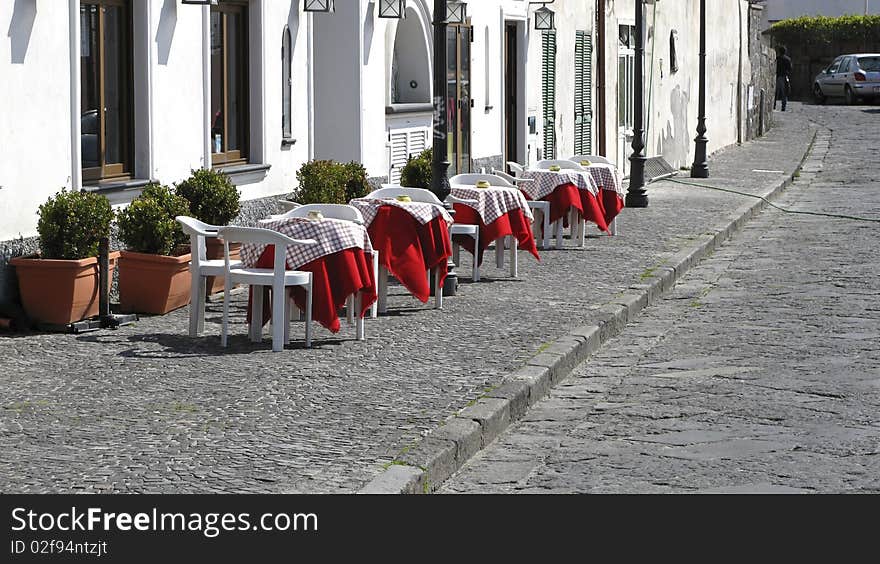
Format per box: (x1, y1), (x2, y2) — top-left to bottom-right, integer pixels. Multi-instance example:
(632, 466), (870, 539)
(118, 251), (192, 315)
(10, 252), (119, 326)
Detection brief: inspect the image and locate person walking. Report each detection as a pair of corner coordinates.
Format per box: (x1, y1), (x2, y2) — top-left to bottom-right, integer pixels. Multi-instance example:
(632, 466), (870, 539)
(775, 46), (793, 111)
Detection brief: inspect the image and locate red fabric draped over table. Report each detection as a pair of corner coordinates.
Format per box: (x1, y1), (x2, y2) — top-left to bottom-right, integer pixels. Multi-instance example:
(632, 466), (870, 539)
(600, 188), (625, 226)
(366, 205), (452, 302)
(451, 205), (540, 267)
(249, 246), (376, 333)
(529, 182), (610, 234)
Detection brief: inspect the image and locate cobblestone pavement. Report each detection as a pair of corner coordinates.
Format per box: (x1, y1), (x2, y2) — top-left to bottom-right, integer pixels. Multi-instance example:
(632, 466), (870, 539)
(441, 103), (880, 493)
(0, 108), (817, 494)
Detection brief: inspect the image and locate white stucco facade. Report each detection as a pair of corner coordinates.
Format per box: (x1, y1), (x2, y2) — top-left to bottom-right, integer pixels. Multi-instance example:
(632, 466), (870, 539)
(1, 0), (760, 243)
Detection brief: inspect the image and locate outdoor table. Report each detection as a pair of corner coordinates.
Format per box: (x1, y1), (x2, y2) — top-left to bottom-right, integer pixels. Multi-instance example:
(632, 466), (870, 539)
(582, 163), (625, 226)
(349, 197), (453, 307)
(239, 216), (377, 333)
(518, 169), (609, 234)
(449, 184), (539, 266)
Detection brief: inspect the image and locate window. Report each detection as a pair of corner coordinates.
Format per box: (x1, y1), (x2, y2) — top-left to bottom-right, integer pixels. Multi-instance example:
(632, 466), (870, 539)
(282, 26), (292, 140)
(211, 1), (249, 166)
(80, 0), (133, 183)
(827, 58), (842, 74)
(858, 56), (880, 72)
(669, 30), (679, 74)
(541, 30), (556, 159)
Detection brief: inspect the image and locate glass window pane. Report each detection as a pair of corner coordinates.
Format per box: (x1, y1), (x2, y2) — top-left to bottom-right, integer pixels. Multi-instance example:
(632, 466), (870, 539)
(210, 12), (223, 153)
(282, 29), (292, 137)
(103, 5), (125, 166)
(459, 27), (471, 172)
(80, 6), (100, 169)
(226, 12), (242, 152)
(446, 27), (458, 175)
(618, 56), (625, 127)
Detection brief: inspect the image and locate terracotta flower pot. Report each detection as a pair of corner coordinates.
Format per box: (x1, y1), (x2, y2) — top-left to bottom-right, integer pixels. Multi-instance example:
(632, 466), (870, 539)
(118, 251), (192, 315)
(204, 237), (241, 295)
(10, 252), (119, 326)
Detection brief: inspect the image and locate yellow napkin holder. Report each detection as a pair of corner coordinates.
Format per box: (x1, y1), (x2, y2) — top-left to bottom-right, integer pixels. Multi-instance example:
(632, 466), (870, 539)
(306, 210), (324, 221)
(548, 165), (561, 172)
(395, 195), (412, 203)
(475, 180), (491, 189)
(580, 160), (592, 167)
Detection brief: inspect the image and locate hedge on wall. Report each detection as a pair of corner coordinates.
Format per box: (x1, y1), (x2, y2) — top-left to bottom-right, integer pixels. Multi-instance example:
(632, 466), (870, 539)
(770, 15), (880, 47)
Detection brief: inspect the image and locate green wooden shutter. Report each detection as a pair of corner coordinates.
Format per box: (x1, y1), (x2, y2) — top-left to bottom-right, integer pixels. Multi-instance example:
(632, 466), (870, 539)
(574, 31), (592, 155)
(541, 30), (557, 159)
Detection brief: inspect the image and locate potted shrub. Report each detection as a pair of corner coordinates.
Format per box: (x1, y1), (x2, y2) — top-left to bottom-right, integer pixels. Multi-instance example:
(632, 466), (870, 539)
(10, 189), (116, 325)
(117, 183), (193, 315)
(400, 148), (433, 190)
(174, 169), (241, 294)
(289, 160), (371, 204)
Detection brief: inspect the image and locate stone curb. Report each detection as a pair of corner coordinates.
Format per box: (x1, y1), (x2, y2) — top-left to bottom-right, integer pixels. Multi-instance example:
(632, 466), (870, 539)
(358, 129), (820, 495)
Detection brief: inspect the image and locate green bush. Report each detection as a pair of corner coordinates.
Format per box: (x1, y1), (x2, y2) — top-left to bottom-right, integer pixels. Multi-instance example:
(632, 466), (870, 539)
(291, 160), (371, 204)
(37, 189), (114, 260)
(117, 183), (191, 256)
(174, 169), (240, 226)
(771, 14), (880, 46)
(400, 148), (433, 190)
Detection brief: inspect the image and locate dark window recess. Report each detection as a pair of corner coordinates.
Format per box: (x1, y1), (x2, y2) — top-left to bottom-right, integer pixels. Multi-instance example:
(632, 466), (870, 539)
(81, 0), (133, 184)
(211, 1), (249, 167)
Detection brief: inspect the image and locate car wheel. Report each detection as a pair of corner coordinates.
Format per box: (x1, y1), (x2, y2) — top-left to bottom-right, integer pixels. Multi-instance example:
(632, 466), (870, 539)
(813, 84), (826, 105)
(844, 85), (857, 105)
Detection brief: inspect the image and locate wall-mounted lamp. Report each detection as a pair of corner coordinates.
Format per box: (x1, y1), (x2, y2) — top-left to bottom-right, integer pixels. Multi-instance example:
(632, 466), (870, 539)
(528, 1), (556, 31)
(378, 0), (406, 19)
(303, 0), (334, 13)
(446, 1), (467, 25)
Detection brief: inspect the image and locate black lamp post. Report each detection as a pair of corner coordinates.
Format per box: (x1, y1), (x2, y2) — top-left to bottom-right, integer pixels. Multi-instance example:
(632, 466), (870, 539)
(431, 1), (458, 202)
(626, 0), (648, 207)
(691, 0), (709, 178)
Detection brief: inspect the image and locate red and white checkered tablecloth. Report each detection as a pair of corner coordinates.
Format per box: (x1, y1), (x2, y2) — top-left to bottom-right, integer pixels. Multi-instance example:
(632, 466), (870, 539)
(519, 170), (599, 200)
(240, 217), (373, 271)
(585, 164), (625, 198)
(349, 198), (452, 228)
(450, 185), (534, 225)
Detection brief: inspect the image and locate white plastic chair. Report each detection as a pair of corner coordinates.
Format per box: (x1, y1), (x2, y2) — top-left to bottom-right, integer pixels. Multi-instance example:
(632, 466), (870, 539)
(507, 161), (526, 176)
(492, 168), (550, 250)
(217, 226), (316, 352)
(534, 159), (586, 171)
(568, 154), (614, 166)
(363, 186), (445, 312)
(445, 193), (480, 283)
(176, 216), (243, 337)
(449, 174), (520, 277)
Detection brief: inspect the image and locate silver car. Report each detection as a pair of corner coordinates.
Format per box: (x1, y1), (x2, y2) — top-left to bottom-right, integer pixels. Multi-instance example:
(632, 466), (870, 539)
(813, 53), (880, 105)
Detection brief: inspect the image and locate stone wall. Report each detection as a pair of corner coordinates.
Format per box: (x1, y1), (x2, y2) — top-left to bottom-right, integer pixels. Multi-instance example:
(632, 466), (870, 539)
(746, 6), (776, 141)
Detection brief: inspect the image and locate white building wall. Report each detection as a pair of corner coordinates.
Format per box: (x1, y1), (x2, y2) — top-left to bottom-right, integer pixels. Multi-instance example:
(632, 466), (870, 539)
(0, 0), (314, 242)
(0, 3), (74, 240)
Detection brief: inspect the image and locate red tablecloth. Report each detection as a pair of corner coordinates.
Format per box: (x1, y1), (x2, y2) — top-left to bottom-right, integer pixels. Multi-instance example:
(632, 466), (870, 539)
(532, 182), (610, 234)
(249, 246), (376, 333)
(367, 205), (452, 302)
(600, 189), (625, 226)
(452, 205), (540, 267)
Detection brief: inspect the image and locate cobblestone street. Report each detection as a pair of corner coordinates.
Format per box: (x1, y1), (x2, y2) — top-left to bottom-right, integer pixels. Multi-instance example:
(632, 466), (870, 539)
(0, 106), (848, 494)
(441, 104), (880, 493)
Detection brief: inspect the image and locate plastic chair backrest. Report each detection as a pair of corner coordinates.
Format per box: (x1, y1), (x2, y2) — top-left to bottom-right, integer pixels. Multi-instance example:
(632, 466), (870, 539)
(534, 159), (585, 171)
(285, 204), (365, 224)
(506, 161), (525, 175)
(366, 186), (444, 205)
(278, 199), (301, 213)
(568, 154), (614, 165)
(491, 169), (517, 184)
(449, 173), (515, 188)
(176, 216), (220, 265)
(218, 226), (316, 277)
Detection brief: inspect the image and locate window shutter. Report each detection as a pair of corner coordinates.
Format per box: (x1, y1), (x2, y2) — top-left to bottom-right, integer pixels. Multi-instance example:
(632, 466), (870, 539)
(388, 127), (429, 183)
(541, 30), (557, 159)
(574, 31), (592, 155)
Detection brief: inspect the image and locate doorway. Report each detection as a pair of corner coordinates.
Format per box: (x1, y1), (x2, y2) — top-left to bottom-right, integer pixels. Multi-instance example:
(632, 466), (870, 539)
(504, 22), (518, 169)
(617, 23), (635, 176)
(446, 21), (472, 175)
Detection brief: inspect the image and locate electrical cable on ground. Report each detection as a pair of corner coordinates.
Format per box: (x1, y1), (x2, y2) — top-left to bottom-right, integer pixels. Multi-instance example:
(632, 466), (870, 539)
(666, 177), (880, 224)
